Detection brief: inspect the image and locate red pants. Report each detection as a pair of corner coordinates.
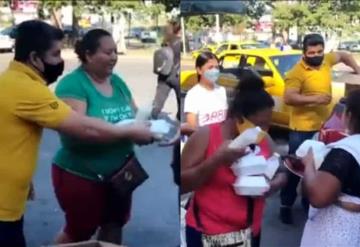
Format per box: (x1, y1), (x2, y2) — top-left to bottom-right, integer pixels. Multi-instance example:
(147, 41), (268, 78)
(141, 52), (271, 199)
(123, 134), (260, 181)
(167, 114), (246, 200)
(52, 164), (131, 241)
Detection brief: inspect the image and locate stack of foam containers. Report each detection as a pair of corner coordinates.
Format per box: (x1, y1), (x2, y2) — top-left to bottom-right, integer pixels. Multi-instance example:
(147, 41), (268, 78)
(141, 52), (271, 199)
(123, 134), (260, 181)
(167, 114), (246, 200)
(230, 127), (279, 196)
(115, 105), (171, 140)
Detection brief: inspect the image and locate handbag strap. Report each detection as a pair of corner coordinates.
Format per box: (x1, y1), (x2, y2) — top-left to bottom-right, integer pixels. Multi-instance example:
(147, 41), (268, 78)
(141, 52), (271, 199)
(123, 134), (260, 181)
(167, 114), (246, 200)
(82, 153), (135, 182)
(82, 162), (106, 182)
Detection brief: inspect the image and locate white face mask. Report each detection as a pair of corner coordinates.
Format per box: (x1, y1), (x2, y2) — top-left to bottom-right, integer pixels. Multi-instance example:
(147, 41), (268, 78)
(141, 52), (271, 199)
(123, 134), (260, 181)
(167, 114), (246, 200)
(203, 68), (220, 85)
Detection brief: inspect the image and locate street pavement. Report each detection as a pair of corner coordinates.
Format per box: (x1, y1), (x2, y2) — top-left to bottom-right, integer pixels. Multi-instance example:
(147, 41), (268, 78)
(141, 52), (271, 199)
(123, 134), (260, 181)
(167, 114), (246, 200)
(0, 52), (179, 247)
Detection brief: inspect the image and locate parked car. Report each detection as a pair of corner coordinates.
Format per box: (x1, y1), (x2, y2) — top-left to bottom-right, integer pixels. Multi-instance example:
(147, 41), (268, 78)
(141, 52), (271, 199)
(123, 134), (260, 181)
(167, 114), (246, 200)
(350, 42), (360, 52)
(191, 41), (268, 59)
(0, 26), (16, 52)
(181, 48), (345, 129)
(140, 30), (157, 43)
(128, 27), (146, 39)
(338, 41), (359, 52)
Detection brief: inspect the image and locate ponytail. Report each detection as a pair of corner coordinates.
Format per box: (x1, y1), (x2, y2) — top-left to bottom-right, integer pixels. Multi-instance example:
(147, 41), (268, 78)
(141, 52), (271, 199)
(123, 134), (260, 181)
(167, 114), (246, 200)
(228, 71), (274, 119)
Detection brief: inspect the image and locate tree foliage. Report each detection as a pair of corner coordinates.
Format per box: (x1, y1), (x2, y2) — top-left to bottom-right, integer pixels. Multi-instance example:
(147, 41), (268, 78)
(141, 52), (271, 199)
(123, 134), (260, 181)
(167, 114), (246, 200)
(152, 0), (180, 13)
(272, 2), (311, 35)
(221, 14), (249, 27)
(272, 0), (360, 38)
(138, 3), (165, 27)
(184, 0), (273, 32)
(243, 0), (273, 20)
(185, 15), (215, 32)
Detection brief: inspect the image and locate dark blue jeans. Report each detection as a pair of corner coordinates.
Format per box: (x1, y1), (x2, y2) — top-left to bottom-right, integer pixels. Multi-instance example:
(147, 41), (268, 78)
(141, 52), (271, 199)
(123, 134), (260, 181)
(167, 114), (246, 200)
(0, 217), (26, 247)
(280, 130), (317, 207)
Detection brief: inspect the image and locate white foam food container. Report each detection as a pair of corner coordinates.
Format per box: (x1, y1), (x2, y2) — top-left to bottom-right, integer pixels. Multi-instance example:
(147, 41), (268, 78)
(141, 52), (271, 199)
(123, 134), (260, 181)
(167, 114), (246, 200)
(233, 176), (270, 196)
(296, 140), (329, 169)
(231, 154), (267, 176)
(228, 127), (264, 149)
(296, 140), (326, 157)
(264, 153), (280, 180)
(150, 119), (171, 135)
(115, 119), (171, 135)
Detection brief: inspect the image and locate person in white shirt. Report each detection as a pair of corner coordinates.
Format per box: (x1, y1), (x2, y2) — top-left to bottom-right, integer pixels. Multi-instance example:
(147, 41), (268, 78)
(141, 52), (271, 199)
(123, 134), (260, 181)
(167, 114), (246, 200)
(184, 52), (228, 129)
(182, 52), (227, 246)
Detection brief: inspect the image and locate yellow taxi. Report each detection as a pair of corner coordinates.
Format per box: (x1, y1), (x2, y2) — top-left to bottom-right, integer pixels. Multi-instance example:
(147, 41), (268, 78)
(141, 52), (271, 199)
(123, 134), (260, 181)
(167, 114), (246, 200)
(181, 48), (346, 129)
(191, 44), (218, 58)
(191, 41), (268, 59)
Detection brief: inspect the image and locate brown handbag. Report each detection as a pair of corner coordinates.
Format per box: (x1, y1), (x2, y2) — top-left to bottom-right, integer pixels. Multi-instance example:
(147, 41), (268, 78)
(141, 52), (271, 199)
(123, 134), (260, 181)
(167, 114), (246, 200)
(108, 153), (149, 197)
(84, 153), (149, 197)
(83, 84), (149, 196)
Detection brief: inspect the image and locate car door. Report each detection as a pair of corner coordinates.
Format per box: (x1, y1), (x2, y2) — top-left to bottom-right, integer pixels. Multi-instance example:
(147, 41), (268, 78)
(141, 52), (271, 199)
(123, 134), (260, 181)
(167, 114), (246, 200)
(240, 55), (275, 87)
(240, 55), (289, 127)
(217, 53), (244, 102)
(215, 44), (229, 56)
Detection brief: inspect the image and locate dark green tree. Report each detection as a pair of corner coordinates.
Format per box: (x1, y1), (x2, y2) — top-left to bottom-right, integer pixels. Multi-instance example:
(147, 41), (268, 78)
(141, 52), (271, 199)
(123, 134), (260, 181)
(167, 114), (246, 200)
(152, 0), (179, 13)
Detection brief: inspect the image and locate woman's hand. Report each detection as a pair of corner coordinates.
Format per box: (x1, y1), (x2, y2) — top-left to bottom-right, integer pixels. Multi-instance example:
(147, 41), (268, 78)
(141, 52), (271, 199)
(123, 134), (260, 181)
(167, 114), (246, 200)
(158, 128), (181, 147)
(263, 173), (287, 198)
(127, 122), (154, 145)
(302, 148), (315, 169)
(263, 180), (278, 198)
(213, 141), (248, 166)
(181, 123), (195, 136)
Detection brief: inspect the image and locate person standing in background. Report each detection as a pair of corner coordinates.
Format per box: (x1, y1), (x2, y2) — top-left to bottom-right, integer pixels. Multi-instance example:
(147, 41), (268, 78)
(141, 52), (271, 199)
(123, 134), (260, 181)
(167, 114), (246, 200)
(151, 20), (181, 121)
(184, 52), (227, 129)
(153, 21), (181, 189)
(279, 33), (360, 224)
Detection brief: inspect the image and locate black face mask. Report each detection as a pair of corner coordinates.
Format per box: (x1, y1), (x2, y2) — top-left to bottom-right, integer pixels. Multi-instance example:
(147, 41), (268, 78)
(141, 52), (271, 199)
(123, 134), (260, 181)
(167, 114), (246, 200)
(304, 55), (324, 67)
(41, 60), (64, 85)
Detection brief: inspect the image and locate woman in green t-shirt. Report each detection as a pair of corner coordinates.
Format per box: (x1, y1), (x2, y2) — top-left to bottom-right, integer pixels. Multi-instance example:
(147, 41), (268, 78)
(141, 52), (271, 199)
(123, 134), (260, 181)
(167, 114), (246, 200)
(52, 29), (145, 244)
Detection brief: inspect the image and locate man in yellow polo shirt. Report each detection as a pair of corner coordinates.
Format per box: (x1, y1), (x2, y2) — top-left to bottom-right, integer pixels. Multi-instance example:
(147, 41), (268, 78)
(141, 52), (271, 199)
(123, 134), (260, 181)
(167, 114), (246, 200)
(279, 33), (360, 224)
(0, 20), (153, 246)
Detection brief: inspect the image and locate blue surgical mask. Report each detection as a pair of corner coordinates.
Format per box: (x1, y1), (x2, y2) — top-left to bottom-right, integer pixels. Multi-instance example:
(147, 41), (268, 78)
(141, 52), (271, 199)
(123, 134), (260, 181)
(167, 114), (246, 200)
(203, 68), (220, 84)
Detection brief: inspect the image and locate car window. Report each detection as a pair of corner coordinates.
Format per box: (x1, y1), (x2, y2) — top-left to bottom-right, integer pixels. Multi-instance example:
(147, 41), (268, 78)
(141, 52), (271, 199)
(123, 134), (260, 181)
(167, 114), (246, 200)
(270, 54), (302, 78)
(0, 27), (12, 36)
(230, 44), (238, 50)
(221, 55), (241, 69)
(240, 43), (267, 49)
(216, 44), (228, 54)
(245, 56), (269, 70)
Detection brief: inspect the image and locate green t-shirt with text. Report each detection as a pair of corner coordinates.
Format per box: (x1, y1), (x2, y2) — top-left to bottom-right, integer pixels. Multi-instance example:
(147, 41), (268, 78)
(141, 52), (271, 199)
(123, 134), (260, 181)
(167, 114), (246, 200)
(53, 67), (134, 181)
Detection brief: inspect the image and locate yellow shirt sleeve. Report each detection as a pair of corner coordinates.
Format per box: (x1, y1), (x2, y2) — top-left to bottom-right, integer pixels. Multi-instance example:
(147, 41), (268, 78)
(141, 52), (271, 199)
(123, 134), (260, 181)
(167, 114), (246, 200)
(284, 69), (303, 90)
(325, 52), (337, 66)
(14, 82), (71, 128)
